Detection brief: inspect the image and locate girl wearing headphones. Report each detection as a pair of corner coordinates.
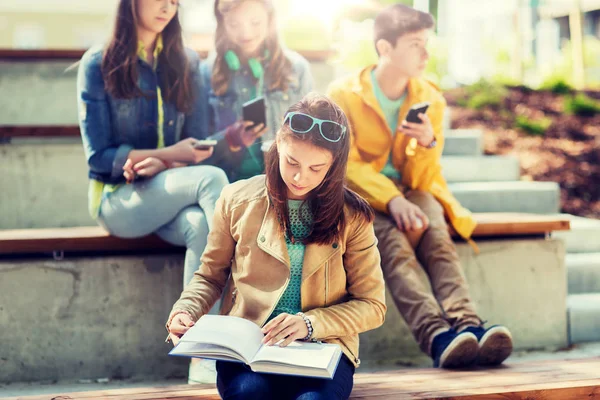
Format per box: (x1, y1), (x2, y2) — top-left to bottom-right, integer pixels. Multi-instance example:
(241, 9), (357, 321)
(202, 0), (314, 182)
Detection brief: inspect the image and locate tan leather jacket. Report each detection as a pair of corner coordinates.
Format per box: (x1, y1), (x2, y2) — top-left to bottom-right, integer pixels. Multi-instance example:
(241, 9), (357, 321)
(168, 175), (386, 367)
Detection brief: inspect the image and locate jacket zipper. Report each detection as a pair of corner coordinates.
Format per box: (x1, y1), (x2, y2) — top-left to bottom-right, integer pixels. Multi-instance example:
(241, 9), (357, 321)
(259, 277), (290, 327)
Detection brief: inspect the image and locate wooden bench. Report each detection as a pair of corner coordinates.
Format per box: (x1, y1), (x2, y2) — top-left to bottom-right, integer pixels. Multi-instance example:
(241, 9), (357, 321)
(0, 213), (570, 256)
(11, 358), (600, 399)
(0, 214), (571, 384)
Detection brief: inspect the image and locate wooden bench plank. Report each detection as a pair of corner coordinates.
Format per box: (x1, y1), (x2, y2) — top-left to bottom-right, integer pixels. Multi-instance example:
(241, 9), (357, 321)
(0, 125), (80, 138)
(10, 358), (600, 399)
(0, 213), (571, 255)
(0, 227), (180, 255)
(465, 213), (571, 237)
(0, 49), (335, 63)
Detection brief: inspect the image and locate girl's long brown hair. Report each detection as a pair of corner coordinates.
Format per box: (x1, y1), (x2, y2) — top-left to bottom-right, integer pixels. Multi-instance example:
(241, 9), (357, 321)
(101, 0), (194, 113)
(212, 0), (292, 96)
(265, 93), (374, 246)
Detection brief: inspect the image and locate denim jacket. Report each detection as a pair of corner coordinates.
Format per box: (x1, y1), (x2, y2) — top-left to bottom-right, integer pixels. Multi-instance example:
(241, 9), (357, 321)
(77, 46), (206, 184)
(200, 49), (313, 181)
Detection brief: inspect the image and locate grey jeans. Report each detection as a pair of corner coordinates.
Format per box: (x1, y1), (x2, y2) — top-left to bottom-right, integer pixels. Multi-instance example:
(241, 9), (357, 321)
(97, 165), (229, 290)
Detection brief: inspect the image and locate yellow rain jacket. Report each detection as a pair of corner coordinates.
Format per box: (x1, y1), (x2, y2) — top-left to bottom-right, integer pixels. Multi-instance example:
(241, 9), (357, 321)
(327, 65), (476, 240)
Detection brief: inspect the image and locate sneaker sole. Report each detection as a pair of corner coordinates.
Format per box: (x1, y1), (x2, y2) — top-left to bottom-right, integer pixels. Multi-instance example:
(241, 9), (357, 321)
(188, 358), (217, 385)
(478, 326), (513, 366)
(439, 332), (479, 369)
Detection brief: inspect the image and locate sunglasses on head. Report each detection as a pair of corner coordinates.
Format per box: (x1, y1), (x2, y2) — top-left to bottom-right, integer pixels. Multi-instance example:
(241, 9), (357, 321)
(283, 112), (347, 143)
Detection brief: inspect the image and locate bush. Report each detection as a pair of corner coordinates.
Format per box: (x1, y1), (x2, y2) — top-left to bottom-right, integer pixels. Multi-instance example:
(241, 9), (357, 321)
(565, 94), (600, 117)
(540, 77), (573, 95)
(463, 80), (508, 110)
(515, 115), (551, 136)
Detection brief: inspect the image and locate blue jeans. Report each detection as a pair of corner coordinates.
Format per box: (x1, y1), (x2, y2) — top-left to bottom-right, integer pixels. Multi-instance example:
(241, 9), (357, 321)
(97, 165), (228, 287)
(215, 355), (355, 400)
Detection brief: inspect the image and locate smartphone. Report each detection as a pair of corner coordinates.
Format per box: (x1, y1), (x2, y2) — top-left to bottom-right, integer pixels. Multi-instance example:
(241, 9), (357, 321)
(193, 139), (218, 150)
(405, 102), (430, 124)
(242, 97), (267, 128)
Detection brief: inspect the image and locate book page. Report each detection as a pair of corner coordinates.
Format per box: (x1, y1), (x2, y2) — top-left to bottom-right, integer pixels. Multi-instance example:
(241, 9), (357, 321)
(252, 341), (340, 368)
(178, 315), (265, 364)
(170, 341), (243, 362)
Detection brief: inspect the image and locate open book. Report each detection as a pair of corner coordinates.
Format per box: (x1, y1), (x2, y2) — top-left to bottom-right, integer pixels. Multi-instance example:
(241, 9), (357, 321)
(169, 315), (343, 379)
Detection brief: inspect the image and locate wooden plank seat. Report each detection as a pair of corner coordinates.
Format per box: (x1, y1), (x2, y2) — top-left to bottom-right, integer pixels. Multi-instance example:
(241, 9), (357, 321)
(0, 213), (570, 256)
(10, 358), (600, 399)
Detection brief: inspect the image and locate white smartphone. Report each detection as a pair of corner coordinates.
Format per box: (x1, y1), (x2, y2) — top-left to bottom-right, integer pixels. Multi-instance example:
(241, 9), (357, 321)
(193, 140), (218, 150)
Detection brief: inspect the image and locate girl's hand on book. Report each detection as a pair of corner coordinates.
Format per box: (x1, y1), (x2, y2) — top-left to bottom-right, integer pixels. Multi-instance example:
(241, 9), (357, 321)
(261, 313), (308, 347)
(168, 313), (195, 346)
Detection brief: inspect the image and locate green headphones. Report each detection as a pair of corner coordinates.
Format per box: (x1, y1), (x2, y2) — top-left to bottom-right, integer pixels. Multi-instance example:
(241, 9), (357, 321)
(224, 49), (268, 80)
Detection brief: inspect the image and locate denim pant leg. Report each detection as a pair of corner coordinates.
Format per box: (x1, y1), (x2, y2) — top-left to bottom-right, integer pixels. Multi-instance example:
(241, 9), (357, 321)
(98, 165), (228, 237)
(216, 361), (276, 400)
(153, 205), (208, 286)
(154, 206), (221, 314)
(98, 165), (228, 298)
(289, 356), (355, 400)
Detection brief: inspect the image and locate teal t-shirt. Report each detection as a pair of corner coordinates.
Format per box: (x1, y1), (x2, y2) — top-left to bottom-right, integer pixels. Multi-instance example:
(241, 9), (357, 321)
(371, 68), (406, 181)
(268, 200), (313, 321)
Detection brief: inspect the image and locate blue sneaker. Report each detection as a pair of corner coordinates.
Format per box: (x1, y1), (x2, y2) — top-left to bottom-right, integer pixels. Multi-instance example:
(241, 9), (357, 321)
(462, 325), (513, 366)
(431, 329), (479, 369)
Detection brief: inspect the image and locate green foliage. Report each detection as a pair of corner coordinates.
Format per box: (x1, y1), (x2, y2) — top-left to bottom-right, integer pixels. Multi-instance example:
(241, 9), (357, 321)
(539, 77), (573, 94)
(537, 36), (600, 89)
(565, 94), (600, 117)
(515, 115), (551, 136)
(461, 80), (508, 110)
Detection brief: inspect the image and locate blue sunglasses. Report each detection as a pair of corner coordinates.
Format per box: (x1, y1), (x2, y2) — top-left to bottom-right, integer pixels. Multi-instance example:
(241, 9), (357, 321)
(283, 112), (347, 143)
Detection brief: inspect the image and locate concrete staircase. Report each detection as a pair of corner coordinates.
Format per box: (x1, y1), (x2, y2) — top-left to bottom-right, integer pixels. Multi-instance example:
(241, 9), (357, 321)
(442, 128), (561, 213)
(443, 127), (600, 345)
(555, 215), (600, 344)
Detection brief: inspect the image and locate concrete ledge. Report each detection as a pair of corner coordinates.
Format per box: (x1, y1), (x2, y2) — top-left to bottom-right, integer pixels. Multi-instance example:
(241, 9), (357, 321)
(0, 143), (92, 229)
(443, 129), (483, 156)
(359, 237), (567, 368)
(441, 156), (520, 183)
(568, 293), (600, 344)
(553, 214), (600, 254)
(567, 253), (600, 294)
(0, 254), (187, 383)
(448, 181), (561, 214)
(0, 237), (566, 382)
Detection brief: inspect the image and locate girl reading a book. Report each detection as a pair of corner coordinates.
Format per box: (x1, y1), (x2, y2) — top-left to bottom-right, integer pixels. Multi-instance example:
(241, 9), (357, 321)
(166, 93), (386, 400)
(201, 0), (314, 183)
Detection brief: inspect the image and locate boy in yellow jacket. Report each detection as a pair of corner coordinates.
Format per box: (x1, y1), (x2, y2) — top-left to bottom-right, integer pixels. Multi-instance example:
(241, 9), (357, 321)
(327, 4), (513, 368)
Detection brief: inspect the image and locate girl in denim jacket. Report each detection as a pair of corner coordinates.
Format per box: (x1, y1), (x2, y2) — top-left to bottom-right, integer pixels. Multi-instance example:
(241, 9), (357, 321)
(202, 0), (314, 182)
(77, 0), (228, 308)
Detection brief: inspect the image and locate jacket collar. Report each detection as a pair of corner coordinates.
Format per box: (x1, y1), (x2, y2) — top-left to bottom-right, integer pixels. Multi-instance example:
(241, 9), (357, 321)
(352, 64), (424, 110)
(257, 195), (341, 281)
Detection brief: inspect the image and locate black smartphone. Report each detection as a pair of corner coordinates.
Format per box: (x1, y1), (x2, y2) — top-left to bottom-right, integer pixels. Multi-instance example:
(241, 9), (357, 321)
(405, 102), (430, 124)
(242, 97), (267, 128)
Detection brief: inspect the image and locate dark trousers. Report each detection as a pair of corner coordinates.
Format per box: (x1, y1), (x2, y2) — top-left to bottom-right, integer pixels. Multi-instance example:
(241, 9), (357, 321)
(216, 355), (355, 400)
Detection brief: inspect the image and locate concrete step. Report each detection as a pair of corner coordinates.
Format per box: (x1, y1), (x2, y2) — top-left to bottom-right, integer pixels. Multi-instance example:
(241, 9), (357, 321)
(441, 156), (520, 183)
(568, 293), (600, 344)
(567, 253), (600, 294)
(448, 181), (561, 214)
(443, 130), (484, 156)
(553, 215), (600, 253)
